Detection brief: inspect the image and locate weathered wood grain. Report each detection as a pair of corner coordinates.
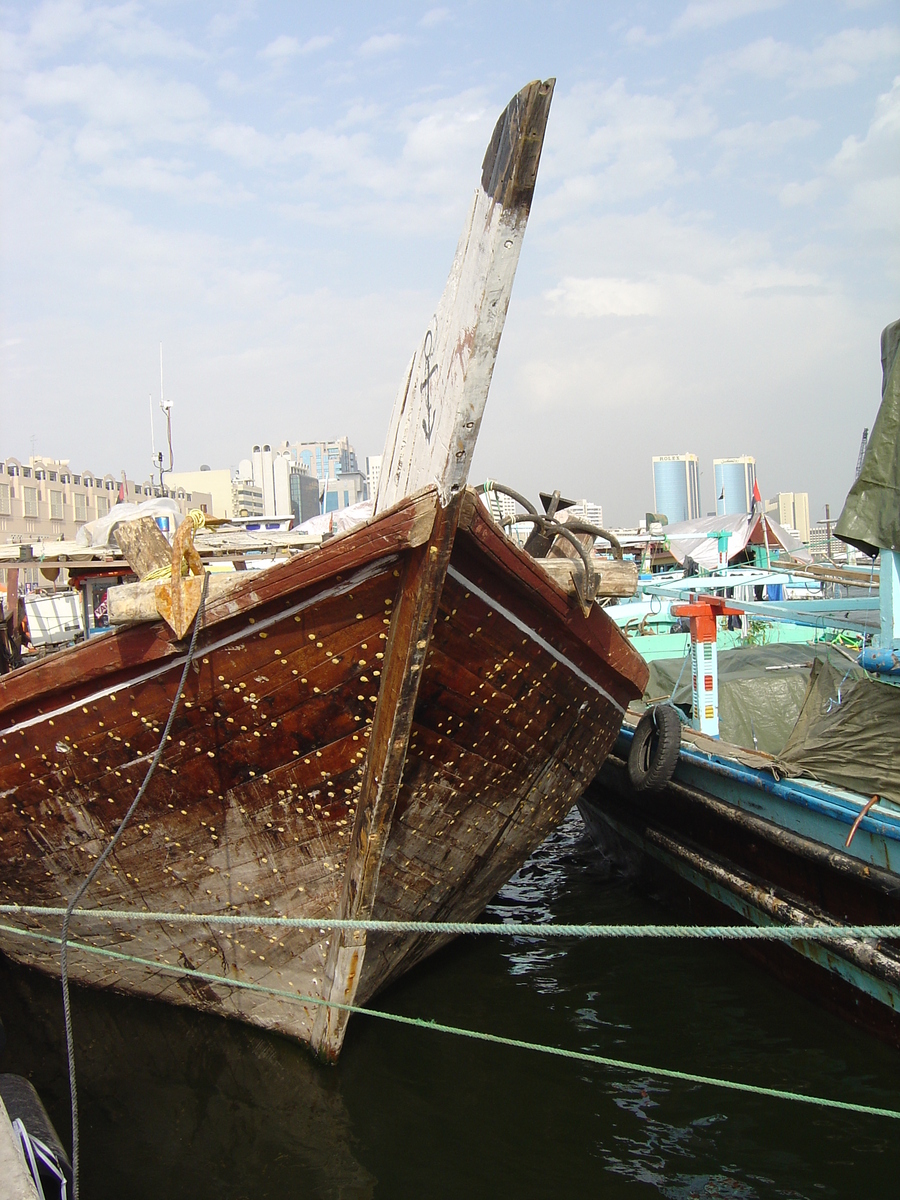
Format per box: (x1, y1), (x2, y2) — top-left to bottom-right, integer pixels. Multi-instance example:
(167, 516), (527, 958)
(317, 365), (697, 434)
(375, 79), (555, 512)
(458, 500), (649, 701)
(0, 489), (436, 717)
(536, 557), (639, 598)
(311, 492), (463, 1058)
(113, 517), (171, 579)
(0, 486), (646, 1052)
(108, 573), (244, 624)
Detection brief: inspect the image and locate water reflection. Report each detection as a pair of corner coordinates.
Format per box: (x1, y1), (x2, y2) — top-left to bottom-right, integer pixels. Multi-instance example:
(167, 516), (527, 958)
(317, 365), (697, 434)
(0, 964), (374, 1199)
(1, 803), (900, 1197)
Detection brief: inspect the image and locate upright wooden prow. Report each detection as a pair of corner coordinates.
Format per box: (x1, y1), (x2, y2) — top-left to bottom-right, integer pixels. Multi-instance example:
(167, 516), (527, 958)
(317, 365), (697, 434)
(312, 80), (555, 1060)
(374, 79), (555, 515)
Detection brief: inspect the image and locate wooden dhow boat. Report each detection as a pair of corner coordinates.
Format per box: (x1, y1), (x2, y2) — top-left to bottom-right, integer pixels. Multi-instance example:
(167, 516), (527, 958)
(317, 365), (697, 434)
(0, 79), (648, 1059)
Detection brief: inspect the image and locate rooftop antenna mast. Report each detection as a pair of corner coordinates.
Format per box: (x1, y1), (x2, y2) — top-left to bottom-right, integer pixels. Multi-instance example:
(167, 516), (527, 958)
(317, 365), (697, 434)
(158, 342), (174, 492)
(855, 427), (869, 480)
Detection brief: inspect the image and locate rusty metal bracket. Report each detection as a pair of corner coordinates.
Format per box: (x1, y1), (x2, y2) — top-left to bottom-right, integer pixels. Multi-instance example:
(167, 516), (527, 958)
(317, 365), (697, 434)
(155, 517), (205, 639)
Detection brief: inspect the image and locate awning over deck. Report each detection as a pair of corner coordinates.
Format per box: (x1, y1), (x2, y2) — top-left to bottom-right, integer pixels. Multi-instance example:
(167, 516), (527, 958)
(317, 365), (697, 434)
(663, 512), (805, 572)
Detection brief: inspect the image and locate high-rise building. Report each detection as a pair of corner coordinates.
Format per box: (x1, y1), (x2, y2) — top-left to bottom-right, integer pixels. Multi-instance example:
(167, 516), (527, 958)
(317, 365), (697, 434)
(766, 491), (811, 544)
(652, 455), (701, 524)
(478, 487), (528, 546)
(247, 445), (319, 522)
(366, 455), (382, 504)
(792, 491), (810, 545)
(321, 470), (368, 513)
(713, 456), (756, 516)
(568, 498), (604, 529)
(286, 438), (359, 487)
(165, 468), (234, 518)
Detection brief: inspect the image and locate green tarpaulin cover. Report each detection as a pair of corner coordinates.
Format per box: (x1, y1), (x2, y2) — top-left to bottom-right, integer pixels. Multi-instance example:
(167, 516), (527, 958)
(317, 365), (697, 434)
(644, 643), (863, 757)
(776, 657), (900, 805)
(835, 319), (900, 557)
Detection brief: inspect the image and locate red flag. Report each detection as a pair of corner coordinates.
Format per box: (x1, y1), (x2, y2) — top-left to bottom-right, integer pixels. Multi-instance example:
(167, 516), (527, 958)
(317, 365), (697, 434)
(752, 478), (761, 505)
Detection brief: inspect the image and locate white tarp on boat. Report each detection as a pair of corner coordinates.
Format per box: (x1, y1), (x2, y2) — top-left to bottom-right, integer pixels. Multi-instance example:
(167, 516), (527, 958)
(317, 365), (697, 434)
(295, 501), (373, 538)
(75, 497), (184, 548)
(664, 512), (806, 571)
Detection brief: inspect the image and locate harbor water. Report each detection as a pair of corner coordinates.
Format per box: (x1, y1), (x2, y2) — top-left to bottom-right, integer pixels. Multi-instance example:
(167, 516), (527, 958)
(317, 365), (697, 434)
(2, 801), (899, 1199)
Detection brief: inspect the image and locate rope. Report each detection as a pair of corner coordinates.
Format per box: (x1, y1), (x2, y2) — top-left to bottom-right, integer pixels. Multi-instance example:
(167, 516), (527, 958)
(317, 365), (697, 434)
(11, 908), (900, 941)
(59, 573), (208, 1200)
(141, 510), (208, 581)
(4, 920), (898, 1123)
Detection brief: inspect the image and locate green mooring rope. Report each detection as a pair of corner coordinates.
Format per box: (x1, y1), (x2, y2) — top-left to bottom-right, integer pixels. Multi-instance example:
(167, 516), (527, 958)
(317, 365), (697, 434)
(5, 905), (900, 942)
(1, 919), (898, 1122)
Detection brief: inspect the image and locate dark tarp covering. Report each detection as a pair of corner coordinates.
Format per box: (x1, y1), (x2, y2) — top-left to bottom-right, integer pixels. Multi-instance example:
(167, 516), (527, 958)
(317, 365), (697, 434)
(644, 643), (862, 756)
(835, 318), (900, 557)
(776, 658), (900, 804)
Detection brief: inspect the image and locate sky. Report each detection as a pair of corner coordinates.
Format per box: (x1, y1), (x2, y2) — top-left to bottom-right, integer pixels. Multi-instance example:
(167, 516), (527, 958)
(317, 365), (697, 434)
(1, 1), (898, 526)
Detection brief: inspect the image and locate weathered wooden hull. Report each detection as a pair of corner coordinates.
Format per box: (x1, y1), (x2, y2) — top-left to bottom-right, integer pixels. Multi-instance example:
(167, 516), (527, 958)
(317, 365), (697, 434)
(583, 726), (900, 1047)
(0, 491), (647, 1052)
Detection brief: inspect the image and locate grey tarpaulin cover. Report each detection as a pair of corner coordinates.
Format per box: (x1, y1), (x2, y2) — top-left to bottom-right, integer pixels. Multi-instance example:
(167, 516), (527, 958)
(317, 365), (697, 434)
(776, 657), (900, 804)
(644, 643), (863, 757)
(835, 318), (900, 557)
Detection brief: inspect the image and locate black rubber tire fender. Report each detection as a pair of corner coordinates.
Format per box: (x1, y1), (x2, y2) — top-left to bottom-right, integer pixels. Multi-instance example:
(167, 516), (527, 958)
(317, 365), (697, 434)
(626, 704), (682, 792)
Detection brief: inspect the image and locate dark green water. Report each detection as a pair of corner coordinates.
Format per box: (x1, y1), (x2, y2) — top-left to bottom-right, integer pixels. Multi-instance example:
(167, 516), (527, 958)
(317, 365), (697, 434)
(2, 803), (899, 1198)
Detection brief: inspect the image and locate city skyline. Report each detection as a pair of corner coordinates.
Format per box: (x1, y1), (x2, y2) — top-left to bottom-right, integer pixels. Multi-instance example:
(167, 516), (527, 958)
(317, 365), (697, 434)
(0, 436), (833, 532)
(2, 0), (897, 527)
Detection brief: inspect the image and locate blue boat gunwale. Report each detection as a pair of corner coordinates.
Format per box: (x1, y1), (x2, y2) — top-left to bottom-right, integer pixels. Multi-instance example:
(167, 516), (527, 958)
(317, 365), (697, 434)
(615, 720), (900, 854)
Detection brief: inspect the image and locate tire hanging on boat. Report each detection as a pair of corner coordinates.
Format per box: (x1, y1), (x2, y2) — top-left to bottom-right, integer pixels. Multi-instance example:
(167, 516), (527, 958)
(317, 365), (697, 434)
(627, 705), (681, 791)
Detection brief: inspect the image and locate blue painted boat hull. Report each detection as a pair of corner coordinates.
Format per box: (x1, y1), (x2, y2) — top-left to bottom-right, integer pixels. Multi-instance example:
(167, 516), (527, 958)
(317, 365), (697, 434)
(582, 727), (900, 1046)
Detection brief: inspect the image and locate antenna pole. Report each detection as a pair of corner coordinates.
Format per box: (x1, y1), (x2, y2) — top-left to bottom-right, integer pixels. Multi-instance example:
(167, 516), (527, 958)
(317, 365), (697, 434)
(158, 342), (174, 483)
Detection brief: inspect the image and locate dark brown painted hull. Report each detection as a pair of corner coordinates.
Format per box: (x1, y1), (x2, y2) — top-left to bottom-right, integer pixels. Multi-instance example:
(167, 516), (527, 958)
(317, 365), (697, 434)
(0, 491), (647, 1049)
(583, 756), (900, 1048)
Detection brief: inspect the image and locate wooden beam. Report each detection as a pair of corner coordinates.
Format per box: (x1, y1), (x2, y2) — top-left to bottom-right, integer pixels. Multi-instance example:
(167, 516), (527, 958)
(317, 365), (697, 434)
(113, 516), (171, 578)
(536, 556), (638, 598)
(311, 492), (462, 1058)
(375, 79), (555, 513)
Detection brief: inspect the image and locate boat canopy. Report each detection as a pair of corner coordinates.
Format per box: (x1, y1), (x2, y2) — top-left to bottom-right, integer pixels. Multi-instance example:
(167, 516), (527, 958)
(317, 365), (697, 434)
(663, 512), (804, 571)
(835, 318), (900, 558)
(777, 656), (900, 806)
(646, 642), (863, 757)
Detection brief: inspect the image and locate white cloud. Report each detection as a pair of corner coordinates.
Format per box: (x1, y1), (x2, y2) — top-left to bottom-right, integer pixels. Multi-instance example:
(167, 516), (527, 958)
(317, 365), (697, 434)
(714, 115), (818, 151)
(22, 64), (209, 142)
(544, 277), (661, 317)
(832, 74), (900, 175)
(830, 75), (900, 234)
(358, 33), (406, 57)
(419, 8), (451, 27)
(539, 80), (716, 216)
(207, 4), (257, 41)
(24, 0), (203, 61)
(712, 114), (819, 175)
(780, 178), (824, 206)
(706, 26), (900, 90)
(95, 157), (238, 203)
(1, 17), (896, 534)
(673, 0), (786, 33)
(258, 33), (333, 62)
(626, 0), (786, 45)
(476, 221), (880, 523)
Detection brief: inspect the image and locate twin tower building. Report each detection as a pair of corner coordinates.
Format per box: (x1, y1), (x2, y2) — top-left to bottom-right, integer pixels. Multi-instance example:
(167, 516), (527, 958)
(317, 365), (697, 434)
(652, 454), (811, 544)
